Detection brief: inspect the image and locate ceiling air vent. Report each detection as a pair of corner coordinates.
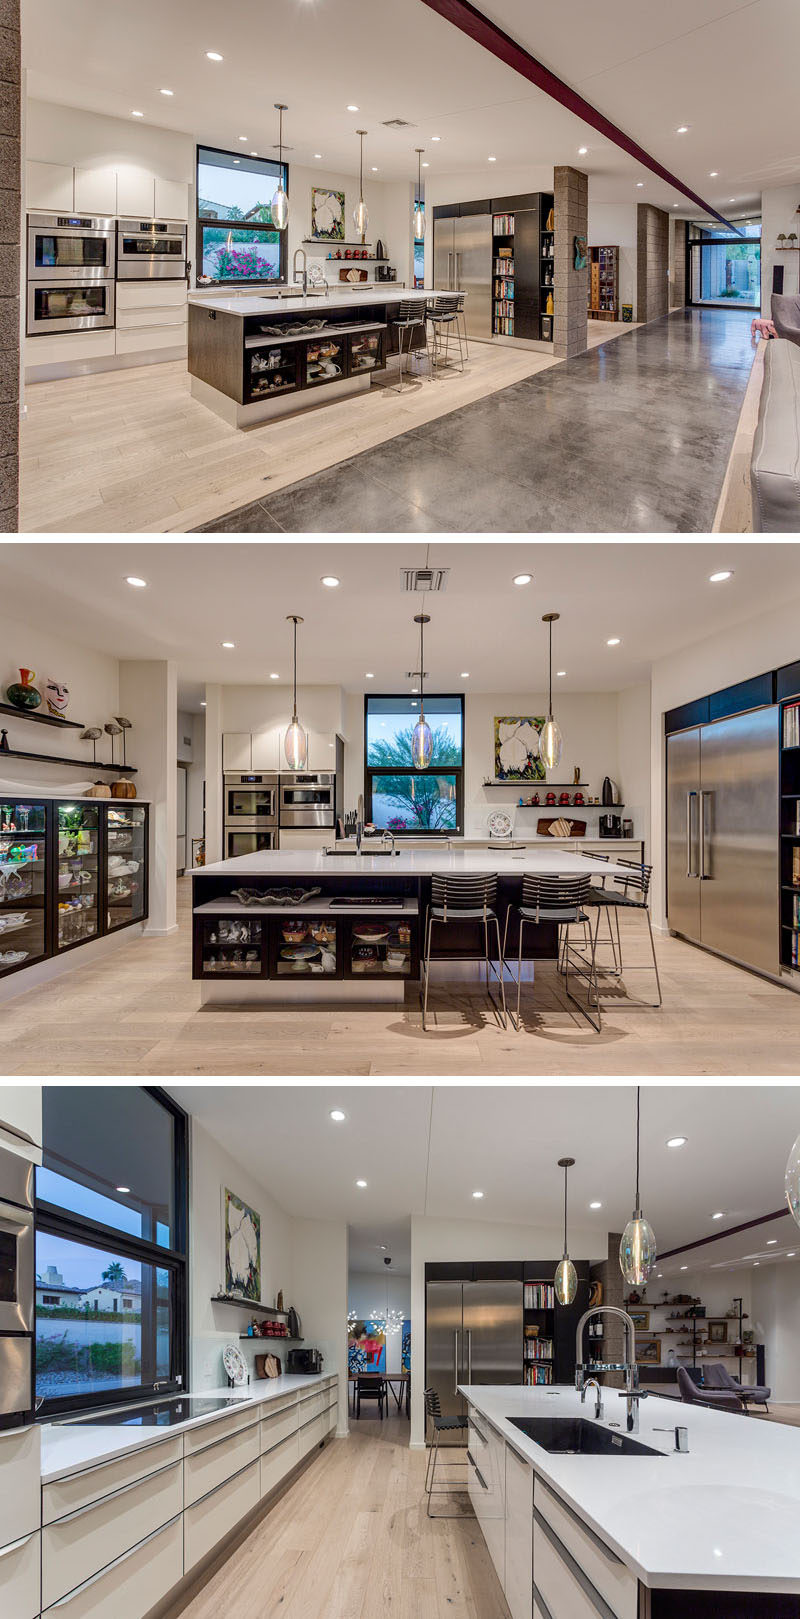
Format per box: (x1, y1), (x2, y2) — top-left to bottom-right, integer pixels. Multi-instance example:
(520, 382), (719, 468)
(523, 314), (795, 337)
(401, 567), (449, 593)
(382, 118), (415, 129)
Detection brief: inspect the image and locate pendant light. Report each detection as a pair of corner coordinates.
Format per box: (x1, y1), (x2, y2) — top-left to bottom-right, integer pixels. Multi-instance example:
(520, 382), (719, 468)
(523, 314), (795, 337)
(785, 1132), (800, 1228)
(271, 104), (289, 230)
(353, 130), (369, 238)
(538, 612), (563, 770)
(620, 1087), (657, 1286)
(283, 615), (308, 769)
(411, 614), (432, 769)
(554, 1157), (578, 1305)
(413, 148), (426, 240)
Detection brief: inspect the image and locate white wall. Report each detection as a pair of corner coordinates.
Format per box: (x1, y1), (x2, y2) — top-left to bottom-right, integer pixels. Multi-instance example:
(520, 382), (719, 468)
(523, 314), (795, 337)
(761, 183), (800, 315)
(291, 1216), (349, 1436)
(349, 1270), (410, 1374)
(588, 202), (637, 316)
(287, 165), (406, 285)
(0, 607), (119, 791)
(186, 711), (206, 867)
(119, 659), (177, 935)
(751, 1261), (800, 1402)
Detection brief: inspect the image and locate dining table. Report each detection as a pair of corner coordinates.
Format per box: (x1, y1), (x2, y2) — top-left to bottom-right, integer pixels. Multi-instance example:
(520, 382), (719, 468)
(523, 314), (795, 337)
(349, 1370), (410, 1415)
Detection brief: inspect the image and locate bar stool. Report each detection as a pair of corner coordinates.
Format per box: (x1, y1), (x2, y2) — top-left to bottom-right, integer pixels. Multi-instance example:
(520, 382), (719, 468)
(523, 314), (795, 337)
(421, 874), (507, 1031)
(390, 298), (429, 392)
(424, 1387), (469, 1518)
(453, 291), (469, 359)
(559, 851), (618, 973)
(585, 859), (662, 1010)
(425, 295), (465, 377)
(502, 872), (599, 1031)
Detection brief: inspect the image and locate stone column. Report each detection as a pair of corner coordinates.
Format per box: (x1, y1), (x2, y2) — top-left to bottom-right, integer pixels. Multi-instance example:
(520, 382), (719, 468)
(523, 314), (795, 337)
(670, 219), (688, 308)
(0, 0), (20, 532)
(589, 1232), (625, 1388)
(637, 203), (670, 323)
(553, 165), (588, 360)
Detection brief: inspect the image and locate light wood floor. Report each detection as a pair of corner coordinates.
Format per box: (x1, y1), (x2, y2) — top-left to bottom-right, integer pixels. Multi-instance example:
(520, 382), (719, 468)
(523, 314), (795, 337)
(1, 878), (799, 1076)
(19, 322), (636, 536)
(166, 1413), (506, 1619)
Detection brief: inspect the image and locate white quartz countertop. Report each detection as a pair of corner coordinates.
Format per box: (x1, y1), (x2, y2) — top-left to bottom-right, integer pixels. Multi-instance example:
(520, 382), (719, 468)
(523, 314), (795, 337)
(195, 847), (633, 879)
(461, 1384), (800, 1593)
(40, 1373), (332, 1483)
(188, 286), (452, 318)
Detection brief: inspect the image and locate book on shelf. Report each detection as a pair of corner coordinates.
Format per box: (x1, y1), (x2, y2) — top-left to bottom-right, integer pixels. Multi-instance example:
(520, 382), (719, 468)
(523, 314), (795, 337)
(784, 703), (800, 747)
(494, 256), (514, 274)
(793, 848), (800, 885)
(524, 1282), (555, 1309)
(524, 1363), (553, 1385)
(493, 213), (515, 236)
(792, 932), (799, 967)
(493, 316), (514, 335)
(494, 279), (515, 300)
(793, 892), (800, 927)
(524, 1339), (553, 1361)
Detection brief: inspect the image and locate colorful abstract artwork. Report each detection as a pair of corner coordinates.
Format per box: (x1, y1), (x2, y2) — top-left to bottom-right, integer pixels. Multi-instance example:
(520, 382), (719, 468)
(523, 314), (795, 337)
(494, 717), (546, 781)
(223, 1187), (261, 1302)
(348, 1319), (386, 1373)
(401, 1320), (411, 1373)
(311, 186), (345, 241)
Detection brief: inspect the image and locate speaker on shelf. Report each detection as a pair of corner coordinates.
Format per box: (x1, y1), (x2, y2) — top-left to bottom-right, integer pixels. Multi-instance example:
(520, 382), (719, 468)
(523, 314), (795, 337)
(773, 264), (784, 295)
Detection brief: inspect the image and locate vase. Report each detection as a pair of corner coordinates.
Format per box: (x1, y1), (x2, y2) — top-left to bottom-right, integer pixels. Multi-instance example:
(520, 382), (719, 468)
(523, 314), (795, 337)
(6, 668), (42, 711)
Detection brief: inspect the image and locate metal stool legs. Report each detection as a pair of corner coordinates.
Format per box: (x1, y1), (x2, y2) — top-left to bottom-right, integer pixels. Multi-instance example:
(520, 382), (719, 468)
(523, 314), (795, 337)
(421, 912), (507, 1031)
(425, 1425), (469, 1518)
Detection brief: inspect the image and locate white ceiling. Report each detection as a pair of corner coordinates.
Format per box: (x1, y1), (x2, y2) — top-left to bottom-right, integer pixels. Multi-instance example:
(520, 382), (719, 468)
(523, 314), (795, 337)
(656, 1213), (798, 1279)
(4, 542), (800, 710)
(170, 1084), (800, 1256)
(348, 1219), (411, 1277)
(22, 0), (800, 216)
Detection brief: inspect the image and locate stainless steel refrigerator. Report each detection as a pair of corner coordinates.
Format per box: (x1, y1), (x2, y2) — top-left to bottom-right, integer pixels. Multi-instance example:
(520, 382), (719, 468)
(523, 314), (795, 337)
(433, 214), (492, 340)
(666, 706), (779, 977)
(425, 1279), (522, 1420)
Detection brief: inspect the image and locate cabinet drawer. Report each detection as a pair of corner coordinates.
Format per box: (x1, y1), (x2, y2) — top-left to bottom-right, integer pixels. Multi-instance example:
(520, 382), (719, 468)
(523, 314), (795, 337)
(261, 1400), (298, 1454)
(535, 1482), (637, 1619)
(115, 321), (187, 354)
(184, 1404), (259, 1453)
(43, 1458), (183, 1609)
(184, 1422), (260, 1507)
(25, 330), (116, 367)
(43, 1515), (182, 1619)
(43, 1435), (182, 1524)
(298, 1414), (324, 1457)
(484, 1507), (505, 1591)
(324, 1401), (338, 1433)
(505, 1444), (533, 1619)
(0, 1426), (40, 1541)
(184, 1458), (260, 1573)
(467, 1445), (489, 1522)
(260, 1430), (299, 1498)
(297, 1390), (324, 1423)
(0, 1531), (40, 1619)
(117, 304), (188, 329)
(117, 281), (188, 310)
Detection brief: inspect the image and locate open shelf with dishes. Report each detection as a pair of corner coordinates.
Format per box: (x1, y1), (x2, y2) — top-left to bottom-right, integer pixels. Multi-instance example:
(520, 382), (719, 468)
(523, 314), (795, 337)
(272, 916), (339, 977)
(246, 341), (300, 403)
(192, 892), (419, 982)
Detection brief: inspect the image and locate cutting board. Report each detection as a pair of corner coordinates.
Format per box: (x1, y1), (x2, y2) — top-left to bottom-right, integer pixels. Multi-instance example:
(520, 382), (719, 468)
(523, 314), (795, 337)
(537, 817), (587, 838)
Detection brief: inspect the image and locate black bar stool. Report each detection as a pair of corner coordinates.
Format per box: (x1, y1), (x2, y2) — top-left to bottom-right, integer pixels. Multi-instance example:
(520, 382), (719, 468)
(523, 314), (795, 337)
(422, 874), (507, 1031)
(425, 294), (465, 377)
(585, 859), (662, 1009)
(502, 872), (599, 1031)
(424, 1386), (469, 1518)
(390, 299), (429, 391)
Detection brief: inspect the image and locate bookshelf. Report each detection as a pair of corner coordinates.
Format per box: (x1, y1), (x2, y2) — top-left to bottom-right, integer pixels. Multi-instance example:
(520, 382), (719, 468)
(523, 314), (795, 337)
(491, 192), (554, 343)
(523, 1279), (555, 1385)
(539, 194), (555, 342)
(492, 212), (515, 336)
(588, 244), (619, 321)
(780, 683), (800, 976)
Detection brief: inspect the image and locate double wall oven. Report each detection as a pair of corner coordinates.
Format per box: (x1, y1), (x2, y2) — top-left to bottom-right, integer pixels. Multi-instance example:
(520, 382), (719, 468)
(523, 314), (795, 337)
(279, 773), (336, 829)
(116, 219), (187, 280)
(0, 1143), (34, 1427)
(223, 773), (279, 859)
(27, 213), (116, 335)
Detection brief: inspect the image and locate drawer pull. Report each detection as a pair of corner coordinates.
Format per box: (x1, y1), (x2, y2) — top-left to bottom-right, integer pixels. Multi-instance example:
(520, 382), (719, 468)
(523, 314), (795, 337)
(538, 1479), (624, 1564)
(53, 1460), (178, 1525)
(188, 1417), (258, 1457)
(471, 1420), (488, 1445)
(0, 1531), (36, 1558)
(188, 1455), (258, 1513)
(534, 1509), (617, 1619)
(49, 1514), (181, 1607)
(466, 1451), (487, 1490)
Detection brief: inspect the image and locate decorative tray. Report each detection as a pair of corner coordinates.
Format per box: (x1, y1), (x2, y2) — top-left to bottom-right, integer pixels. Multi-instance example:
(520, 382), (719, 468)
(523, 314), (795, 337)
(230, 887), (322, 906)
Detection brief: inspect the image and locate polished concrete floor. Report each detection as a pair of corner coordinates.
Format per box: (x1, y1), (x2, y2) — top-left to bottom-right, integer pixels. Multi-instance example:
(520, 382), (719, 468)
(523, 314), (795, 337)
(198, 308), (756, 534)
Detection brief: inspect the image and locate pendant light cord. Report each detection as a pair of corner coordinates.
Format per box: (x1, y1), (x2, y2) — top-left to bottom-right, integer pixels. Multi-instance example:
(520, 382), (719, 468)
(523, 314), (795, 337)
(563, 1162), (568, 1252)
(635, 1084), (641, 1210)
(292, 616), (298, 723)
(548, 616), (553, 720)
(419, 615), (425, 722)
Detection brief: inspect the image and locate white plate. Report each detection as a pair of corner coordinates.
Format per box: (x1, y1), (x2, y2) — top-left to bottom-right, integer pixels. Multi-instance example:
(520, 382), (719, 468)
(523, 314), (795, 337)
(487, 810), (513, 840)
(222, 1343), (248, 1386)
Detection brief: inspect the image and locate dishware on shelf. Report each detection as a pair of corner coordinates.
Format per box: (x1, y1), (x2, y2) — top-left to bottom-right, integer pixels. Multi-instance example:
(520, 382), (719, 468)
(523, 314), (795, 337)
(222, 1343), (248, 1386)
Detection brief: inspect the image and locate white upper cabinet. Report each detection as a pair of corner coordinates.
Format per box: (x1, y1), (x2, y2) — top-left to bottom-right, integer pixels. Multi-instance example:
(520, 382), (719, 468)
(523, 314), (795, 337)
(116, 166), (157, 218)
(0, 1086), (42, 1149)
(26, 160), (74, 211)
(154, 177), (189, 221)
(306, 730), (338, 770)
(222, 732), (252, 771)
(251, 729), (280, 771)
(74, 165), (117, 215)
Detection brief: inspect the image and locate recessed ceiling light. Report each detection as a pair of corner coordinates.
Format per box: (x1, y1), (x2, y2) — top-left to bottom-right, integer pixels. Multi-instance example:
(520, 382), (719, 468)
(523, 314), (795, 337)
(206, 51), (223, 61)
(356, 1179), (367, 1188)
(321, 575), (340, 587)
(347, 104), (359, 112)
(371, 166), (378, 172)
(431, 135), (441, 141)
(513, 573), (532, 586)
(200, 701), (207, 708)
(131, 110), (144, 118)
(422, 162), (429, 168)
(314, 153), (322, 159)
(125, 576), (147, 587)
(753, 1260), (760, 1266)
(673, 203), (679, 208)
(666, 1136), (687, 1148)
(709, 570), (733, 583)
(329, 1109), (346, 1122)
(269, 672), (279, 680)
(657, 1272), (663, 1278)
(589, 1201), (602, 1210)
(365, 672), (374, 679)
(711, 1211), (724, 1220)
(607, 637), (621, 647)
(160, 88), (174, 96)
(488, 156), (497, 163)
(680, 1265), (688, 1271)
(556, 670), (566, 678)
(788, 1252), (796, 1258)
(239, 135), (248, 141)
(729, 198), (736, 203)
(116, 1185), (131, 1194)
(767, 1238), (778, 1245)
(250, 151), (258, 157)
(578, 147), (588, 155)
(221, 641), (235, 649)
(709, 171), (718, 177)
(472, 1190), (484, 1199)
(636, 182), (644, 188)
(676, 126), (689, 134)
(460, 671), (470, 679)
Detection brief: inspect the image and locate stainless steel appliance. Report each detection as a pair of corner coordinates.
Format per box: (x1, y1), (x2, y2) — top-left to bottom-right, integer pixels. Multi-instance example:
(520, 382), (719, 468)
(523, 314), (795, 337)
(433, 213), (492, 340)
(116, 219), (188, 280)
(425, 1278), (522, 1420)
(0, 1143), (34, 1428)
(667, 705), (779, 978)
(223, 771), (278, 860)
(599, 814), (622, 838)
(287, 1347), (323, 1374)
(279, 772), (336, 829)
(27, 212), (116, 336)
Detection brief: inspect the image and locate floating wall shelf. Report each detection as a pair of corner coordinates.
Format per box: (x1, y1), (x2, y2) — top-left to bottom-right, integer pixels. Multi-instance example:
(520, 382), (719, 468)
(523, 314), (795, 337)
(483, 780), (591, 788)
(210, 1294), (289, 1318)
(0, 747), (137, 774)
(0, 702), (85, 730)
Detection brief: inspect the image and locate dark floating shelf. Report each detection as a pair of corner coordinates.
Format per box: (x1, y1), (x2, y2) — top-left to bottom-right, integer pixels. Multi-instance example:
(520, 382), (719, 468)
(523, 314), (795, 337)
(302, 239), (374, 248)
(0, 702), (85, 730)
(210, 1294), (289, 1317)
(238, 1335), (303, 1343)
(0, 748), (137, 774)
(483, 781), (591, 788)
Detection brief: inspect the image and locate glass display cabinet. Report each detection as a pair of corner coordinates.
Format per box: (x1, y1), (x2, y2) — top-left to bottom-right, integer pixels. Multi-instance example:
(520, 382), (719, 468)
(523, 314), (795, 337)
(349, 331), (383, 373)
(0, 799), (48, 979)
(105, 804), (148, 932)
(56, 801), (100, 952)
(273, 917), (338, 977)
(246, 340), (300, 403)
(200, 916), (264, 976)
(348, 917), (413, 977)
(305, 335), (346, 389)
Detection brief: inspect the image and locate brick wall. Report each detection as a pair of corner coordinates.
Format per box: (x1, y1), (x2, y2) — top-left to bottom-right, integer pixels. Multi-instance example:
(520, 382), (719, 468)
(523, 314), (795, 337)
(554, 165), (588, 359)
(671, 219), (688, 308)
(637, 203), (669, 324)
(0, 0), (20, 532)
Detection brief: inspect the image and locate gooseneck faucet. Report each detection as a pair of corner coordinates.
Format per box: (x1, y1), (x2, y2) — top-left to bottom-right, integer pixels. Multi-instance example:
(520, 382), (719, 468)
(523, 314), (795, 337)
(292, 246), (308, 296)
(381, 828), (396, 856)
(356, 792), (364, 855)
(575, 1305), (645, 1433)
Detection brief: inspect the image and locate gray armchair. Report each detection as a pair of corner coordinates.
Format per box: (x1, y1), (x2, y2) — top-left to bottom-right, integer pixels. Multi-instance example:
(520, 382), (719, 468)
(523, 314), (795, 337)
(677, 1364), (743, 1412)
(772, 293), (800, 346)
(703, 1362), (771, 1412)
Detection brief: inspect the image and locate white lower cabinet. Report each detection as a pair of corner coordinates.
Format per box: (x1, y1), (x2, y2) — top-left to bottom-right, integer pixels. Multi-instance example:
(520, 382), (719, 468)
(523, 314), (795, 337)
(0, 1426), (40, 1544)
(43, 1435), (182, 1524)
(115, 322), (187, 355)
(534, 1480), (637, 1619)
(183, 1421), (260, 1507)
(25, 330), (116, 369)
(298, 1413), (325, 1459)
(184, 1459), (260, 1572)
(0, 1530), (40, 1619)
(42, 1457), (183, 1608)
(43, 1515), (183, 1619)
(261, 1399), (299, 1455)
(504, 1445), (533, 1619)
(260, 1430), (300, 1498)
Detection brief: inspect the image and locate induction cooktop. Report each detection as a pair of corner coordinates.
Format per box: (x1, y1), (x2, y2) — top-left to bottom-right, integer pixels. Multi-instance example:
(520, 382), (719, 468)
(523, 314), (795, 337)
(61, 1395), (245, 1428)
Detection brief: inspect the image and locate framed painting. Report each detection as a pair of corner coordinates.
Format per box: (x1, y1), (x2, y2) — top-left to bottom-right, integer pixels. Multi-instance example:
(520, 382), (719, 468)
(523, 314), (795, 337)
(494, 717), (546, 781)
(708, 1319), (728, 1344)
(348, 1319), (386, 1373)
(401, 1320), (411, 1373)
(635, 1336), (661, 1365)
(223, 1187), (261, 1302)
(628, 1308), (650, 1331)
(312, 186), (345, 242)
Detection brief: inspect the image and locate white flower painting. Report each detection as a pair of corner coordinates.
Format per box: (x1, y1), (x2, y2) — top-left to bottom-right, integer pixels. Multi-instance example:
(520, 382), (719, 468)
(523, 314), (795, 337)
(494, 716), (546, 781)
(224, 1187), (261, 1301)
(311, 186), (345, 242)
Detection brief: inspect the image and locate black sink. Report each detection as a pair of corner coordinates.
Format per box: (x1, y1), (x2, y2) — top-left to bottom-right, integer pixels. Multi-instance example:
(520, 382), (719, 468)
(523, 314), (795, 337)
(509, 1417), (664, 1457)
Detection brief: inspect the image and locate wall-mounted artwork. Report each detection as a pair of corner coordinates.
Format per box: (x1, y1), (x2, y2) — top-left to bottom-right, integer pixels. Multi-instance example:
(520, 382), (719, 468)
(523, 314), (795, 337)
(635, 1336), (661, 1365)
(494, 717), (546, 781)
(628, 1308), (650, 1331)
(588, 1279), (603, 1308)
(401, 1320), (411, 1372)
(312, 187), (345, 241)
(223, 1187), (261, 1302)
(708, 1319), (728, 1344)
(347, 1319), (386, 1373)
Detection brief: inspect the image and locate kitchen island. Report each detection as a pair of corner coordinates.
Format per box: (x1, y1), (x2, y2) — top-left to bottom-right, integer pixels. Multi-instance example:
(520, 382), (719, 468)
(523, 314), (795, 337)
(191, 846), (629, 1003)
(462, 1382), (800, 1617)
(188, 286), (450, 427)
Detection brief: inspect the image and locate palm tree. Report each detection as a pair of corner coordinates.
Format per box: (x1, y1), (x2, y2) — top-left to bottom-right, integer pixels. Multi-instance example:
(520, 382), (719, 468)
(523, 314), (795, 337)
(102, 1261), (126, 1288)
(367, 725), (460, 830)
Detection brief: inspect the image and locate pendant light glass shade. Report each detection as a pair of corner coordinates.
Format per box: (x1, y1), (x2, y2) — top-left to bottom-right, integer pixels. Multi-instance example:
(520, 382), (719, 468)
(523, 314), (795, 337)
(554, 1158), (578, 1305)
(410, 613), (432, 769)
(283, 615), (307, 770)
(619, 1088), (657, 1286)
(414, 148), (426, 240)
(785, 1133), (800, 1228)
(353, 131), (369, 236)
(271, 104), (289, 231)
(539, 613), (564, 770)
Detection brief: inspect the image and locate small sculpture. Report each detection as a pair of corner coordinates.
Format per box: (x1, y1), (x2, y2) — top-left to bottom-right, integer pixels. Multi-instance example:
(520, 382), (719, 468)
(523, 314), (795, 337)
(44, 678), (70, 719)
(114, 716), (132, 767)
(573, 765), (581, 785)
(104, 721), (122, 766)
(0, 730), (8, 753)
(5, 668), (41, 711)
(80, 727), (103, 763)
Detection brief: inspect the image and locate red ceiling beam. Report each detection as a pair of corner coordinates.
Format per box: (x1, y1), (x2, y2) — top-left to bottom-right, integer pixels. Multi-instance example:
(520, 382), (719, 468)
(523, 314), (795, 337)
(419, 0), (737, 232)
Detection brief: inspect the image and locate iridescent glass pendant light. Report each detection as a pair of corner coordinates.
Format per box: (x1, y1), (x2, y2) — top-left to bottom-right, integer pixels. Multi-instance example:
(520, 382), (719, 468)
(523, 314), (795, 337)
(271, 104), (289, 230)
(411, 613), (433, 769)
(539, 612), (563, 770)
(414, 148), (426, 241)
(283, 614), (308, 769)
(554, 1156), (578, 1305)
(353, 130), (369, 237)
(785, 1132), (800, 1228)
(620, 1086), (657, 1286)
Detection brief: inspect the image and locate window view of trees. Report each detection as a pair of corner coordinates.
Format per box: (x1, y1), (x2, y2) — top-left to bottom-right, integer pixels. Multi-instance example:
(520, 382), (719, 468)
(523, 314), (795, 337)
(35, 1235), (170, 1400)
(365, 697), (464, 834)
(197, 148), (286, 283)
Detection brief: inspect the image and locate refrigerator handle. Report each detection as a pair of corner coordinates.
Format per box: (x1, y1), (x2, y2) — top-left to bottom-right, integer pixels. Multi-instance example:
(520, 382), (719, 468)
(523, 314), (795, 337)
(700, 791), (710, 879)
(454, 1329), (460, 1395)
(447, 249), (453, 291)
(455, 251), (462, 290)
(686, 791), (697, 878)
(467, 1328), (472, 1383)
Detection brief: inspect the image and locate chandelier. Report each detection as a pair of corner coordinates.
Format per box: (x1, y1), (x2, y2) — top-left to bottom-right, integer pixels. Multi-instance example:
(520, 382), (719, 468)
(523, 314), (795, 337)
(370, 1306), (404, 1337)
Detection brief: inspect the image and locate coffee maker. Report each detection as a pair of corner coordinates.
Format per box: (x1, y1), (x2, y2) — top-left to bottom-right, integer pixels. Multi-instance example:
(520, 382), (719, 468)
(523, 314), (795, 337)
(287, 1347), (324, 1374)
(375, 263), (396, 282)
(599, 813), (622, 838)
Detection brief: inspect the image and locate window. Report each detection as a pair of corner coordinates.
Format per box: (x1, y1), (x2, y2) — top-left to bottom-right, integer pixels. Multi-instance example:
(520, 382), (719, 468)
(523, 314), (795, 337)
(197, 145), (288, 285)
(688, 220), (761, 309)
(364, 694), (465, 835)
(36, 1088), (187, 1416)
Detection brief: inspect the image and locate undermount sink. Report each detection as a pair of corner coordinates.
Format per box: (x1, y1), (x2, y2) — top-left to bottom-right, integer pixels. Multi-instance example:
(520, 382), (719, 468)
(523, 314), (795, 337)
(323, 847), (400, 856)
(509, 1417), (664, 1457)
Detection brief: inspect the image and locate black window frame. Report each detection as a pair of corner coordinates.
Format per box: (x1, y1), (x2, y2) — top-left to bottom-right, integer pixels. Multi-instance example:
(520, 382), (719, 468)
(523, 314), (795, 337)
(686, 220), (762, 313)
(363, 692), (465, 838)
(196, 143), (289, 288)
(34, 1086), (189, 1420)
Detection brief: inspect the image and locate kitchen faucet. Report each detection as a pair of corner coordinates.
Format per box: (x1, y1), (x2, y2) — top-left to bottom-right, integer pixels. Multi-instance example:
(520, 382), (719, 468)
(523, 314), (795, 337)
(356, 793), (364, 855)
(580, 1377), (603, 1420)
(381, 828), (396, 856)
(292, 246), (308, 296)
(575, 1305), (644, 1433)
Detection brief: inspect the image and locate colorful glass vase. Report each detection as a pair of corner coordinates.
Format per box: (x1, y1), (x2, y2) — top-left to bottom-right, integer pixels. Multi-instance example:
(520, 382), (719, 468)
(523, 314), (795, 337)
(6, 668), (42, 711)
